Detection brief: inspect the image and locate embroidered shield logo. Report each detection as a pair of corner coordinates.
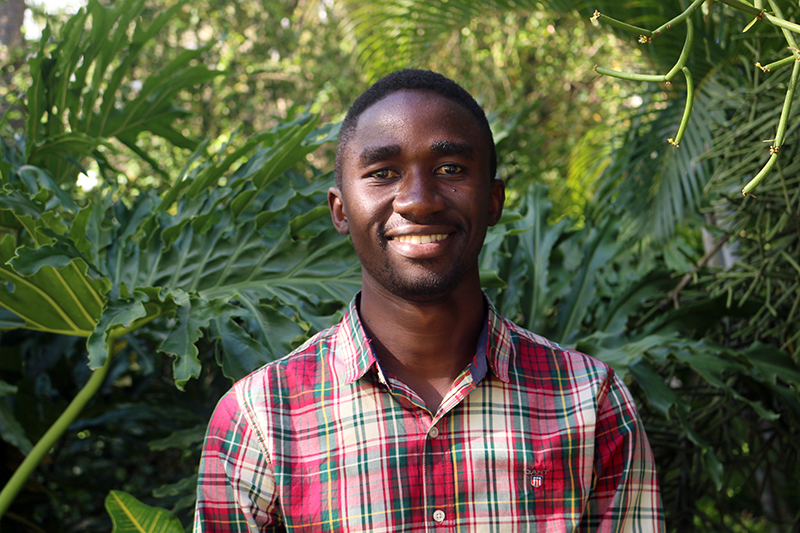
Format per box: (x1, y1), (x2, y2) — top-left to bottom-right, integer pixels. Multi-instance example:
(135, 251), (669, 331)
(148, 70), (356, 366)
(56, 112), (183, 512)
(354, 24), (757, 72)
(526, 468), (547, 488)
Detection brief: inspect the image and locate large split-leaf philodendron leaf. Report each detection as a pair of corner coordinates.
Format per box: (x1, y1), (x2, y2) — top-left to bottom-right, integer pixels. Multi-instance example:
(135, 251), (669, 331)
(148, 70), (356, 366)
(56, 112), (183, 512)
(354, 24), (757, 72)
(2, 111), (360, 386)
(0, 234), (109, 336)
(105, 490), (184, 533)
(24, 0), (217, 184)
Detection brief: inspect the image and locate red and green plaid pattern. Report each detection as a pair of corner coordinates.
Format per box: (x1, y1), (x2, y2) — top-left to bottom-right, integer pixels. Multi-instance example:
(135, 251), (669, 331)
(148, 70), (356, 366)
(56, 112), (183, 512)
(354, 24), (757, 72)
(194, 297), (664, 532)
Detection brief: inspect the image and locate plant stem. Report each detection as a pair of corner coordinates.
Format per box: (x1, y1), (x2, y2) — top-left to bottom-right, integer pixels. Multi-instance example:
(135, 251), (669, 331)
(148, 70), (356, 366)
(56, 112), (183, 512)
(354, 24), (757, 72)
(596, 19), (693, 84)
(0, 335), (118, 519)
(767, 0), (799, 48)
(759, 55), (795, 72)
(717, 0), (763, 16)
(593, 66), (666, 82)
(591, 10), (652, 37)
(764, 12), (800, 37)
(652, 0), (705, 37)
(665, 20), (695, 81)
(669, 67), (695, 147)
(744, 154), (779, 197)
(743, 57), (800, 195)
(724, 0), (800, 37)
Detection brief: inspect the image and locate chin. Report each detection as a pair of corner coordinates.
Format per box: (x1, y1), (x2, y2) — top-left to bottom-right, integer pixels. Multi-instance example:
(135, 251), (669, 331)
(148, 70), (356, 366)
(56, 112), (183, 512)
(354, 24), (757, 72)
(384, 272), (465, 302)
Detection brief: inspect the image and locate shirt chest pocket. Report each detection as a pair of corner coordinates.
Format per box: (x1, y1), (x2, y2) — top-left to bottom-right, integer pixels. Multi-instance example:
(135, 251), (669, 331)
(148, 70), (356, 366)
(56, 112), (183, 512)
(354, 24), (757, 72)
(453, 431), (586, 523)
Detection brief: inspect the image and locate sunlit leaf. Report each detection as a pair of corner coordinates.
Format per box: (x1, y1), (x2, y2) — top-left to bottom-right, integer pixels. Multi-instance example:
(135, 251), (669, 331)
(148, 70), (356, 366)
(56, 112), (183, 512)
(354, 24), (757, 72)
(105, 490), (184, 533)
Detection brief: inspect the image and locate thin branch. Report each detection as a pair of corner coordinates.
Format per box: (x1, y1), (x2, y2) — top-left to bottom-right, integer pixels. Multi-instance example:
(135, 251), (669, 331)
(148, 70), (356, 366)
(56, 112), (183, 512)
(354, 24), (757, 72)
(660, 236), (730, 310)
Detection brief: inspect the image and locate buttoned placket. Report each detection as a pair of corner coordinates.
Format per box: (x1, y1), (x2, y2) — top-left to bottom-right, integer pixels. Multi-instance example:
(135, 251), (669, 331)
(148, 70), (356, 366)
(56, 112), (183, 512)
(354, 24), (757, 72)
(378, 366), (477, 531)
(361, 311), (490, 532)
(421, 370), (478, 532)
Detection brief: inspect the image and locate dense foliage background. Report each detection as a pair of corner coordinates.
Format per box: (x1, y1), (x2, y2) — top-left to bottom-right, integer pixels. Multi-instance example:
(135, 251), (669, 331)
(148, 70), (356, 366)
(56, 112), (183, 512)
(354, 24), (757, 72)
(1, 0), (799, 531)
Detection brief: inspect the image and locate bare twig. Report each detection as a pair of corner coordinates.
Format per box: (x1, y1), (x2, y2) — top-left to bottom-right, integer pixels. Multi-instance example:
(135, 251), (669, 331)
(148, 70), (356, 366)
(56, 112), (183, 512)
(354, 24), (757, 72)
(661, 236), (730, 310)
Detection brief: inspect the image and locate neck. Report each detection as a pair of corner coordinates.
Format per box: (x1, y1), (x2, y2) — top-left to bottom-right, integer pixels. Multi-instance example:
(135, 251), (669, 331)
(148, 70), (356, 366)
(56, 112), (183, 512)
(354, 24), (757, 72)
(358, 275), (486, 413)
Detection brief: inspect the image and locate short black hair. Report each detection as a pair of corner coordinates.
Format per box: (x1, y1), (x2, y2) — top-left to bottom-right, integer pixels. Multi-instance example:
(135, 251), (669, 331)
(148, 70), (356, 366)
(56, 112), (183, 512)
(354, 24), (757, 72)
(334, 69), (497, 188)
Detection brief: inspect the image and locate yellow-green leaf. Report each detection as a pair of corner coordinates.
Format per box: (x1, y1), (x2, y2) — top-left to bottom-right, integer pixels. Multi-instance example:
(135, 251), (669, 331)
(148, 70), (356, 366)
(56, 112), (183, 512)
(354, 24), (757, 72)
(105, 490), (184, 533)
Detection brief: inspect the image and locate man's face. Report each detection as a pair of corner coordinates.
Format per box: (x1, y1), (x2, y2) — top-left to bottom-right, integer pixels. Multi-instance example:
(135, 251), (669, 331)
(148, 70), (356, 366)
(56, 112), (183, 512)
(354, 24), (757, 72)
(328, 90), (505, 302)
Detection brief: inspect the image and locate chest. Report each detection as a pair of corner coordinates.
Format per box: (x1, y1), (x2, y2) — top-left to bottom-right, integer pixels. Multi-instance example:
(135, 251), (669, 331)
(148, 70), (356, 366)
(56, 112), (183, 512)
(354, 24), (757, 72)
(264, 378), (599, 532)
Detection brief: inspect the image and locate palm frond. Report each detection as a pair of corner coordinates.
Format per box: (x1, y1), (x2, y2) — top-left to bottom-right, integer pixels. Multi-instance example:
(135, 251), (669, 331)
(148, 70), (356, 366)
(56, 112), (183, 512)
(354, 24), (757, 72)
(586, 77), (721, 237)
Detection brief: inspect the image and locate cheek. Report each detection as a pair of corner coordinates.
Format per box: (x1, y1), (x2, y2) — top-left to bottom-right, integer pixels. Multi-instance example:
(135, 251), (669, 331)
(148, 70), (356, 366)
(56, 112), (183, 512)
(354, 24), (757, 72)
(347, 192), (391, 226)
(455, 189), (492, 217)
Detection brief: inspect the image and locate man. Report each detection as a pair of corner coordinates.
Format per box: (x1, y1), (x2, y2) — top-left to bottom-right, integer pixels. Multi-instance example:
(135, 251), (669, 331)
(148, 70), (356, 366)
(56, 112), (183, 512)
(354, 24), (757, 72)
(194, 69), (664, 532)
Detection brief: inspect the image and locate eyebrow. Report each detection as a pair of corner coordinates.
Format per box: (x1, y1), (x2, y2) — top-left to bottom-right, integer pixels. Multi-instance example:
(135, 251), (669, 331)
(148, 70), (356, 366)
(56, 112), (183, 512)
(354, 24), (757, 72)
(430, 141), (475, 159)
(359, 145), (401, 167)
(359, 141), (475, 168)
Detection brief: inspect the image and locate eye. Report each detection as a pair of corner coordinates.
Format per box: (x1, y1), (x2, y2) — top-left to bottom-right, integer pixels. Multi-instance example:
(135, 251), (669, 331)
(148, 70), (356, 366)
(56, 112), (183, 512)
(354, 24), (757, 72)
(368, 168), (400, 180)
(435, 164), (464, 176)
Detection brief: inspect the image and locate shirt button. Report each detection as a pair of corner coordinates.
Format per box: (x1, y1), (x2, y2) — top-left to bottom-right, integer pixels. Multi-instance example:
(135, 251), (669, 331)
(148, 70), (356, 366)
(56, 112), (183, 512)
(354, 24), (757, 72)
(428, 426), (439, 439)
(433, 509), (446, 523)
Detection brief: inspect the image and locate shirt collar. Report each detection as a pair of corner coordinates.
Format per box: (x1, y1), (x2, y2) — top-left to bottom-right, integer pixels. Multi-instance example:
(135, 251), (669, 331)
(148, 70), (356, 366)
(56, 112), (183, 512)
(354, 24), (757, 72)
(332, 293), (515, 385)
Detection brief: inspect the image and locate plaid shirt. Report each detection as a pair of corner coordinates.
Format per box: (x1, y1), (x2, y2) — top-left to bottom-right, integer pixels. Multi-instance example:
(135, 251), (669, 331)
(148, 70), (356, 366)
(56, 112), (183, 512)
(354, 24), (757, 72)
(194, 296), (664, 532)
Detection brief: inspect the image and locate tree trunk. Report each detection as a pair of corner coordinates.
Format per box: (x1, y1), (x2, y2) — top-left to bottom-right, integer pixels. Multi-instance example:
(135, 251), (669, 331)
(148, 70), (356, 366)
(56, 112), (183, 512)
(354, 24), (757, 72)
(0, 0), (27, 133)
(0, 0), (26, 57)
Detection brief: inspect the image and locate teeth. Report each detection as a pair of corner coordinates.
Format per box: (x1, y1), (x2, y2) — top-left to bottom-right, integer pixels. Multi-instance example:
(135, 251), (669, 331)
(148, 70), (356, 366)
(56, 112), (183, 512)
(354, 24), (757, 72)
(393, 234), (448, 244)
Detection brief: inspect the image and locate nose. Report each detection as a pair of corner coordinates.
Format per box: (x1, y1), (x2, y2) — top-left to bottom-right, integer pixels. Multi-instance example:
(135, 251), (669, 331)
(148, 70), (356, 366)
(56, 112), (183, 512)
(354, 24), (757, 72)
(392, 169), (446, 222)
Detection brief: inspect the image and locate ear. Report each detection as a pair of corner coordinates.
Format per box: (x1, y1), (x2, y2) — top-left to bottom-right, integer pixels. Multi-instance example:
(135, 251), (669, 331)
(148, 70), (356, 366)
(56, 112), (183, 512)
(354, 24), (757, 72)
(487, 179), (505, 226)
(328, 187), (350, 235)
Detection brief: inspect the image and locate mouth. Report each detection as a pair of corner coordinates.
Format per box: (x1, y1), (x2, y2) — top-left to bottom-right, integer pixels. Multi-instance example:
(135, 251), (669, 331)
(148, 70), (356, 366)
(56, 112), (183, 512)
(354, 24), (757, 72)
(391, 234), (449, 244)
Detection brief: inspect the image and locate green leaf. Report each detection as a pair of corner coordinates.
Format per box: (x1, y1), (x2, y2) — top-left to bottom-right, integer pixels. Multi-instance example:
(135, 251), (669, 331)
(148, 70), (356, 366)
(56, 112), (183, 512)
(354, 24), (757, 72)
(0, 380), (17, 396)
(151, 475), (197, 514)
(11, 228), (105, 279)
(628, 358), (681, 419)
(485, 183), (571, 336)
(151, 475), (197, 499)
(158, 297), (229, 389)
(629, 357), (724, 489)
(479, 269), (507, 289)
(87, 298), (147, 368)
(16, 165), (79, 212)
(288, 205), (330, 238)
(105, 490), (184, 533)
(0, 234), (108, 336)
(0, 398), (33, 455)
(210, 303), (305, 381)
(669, 348), (780, 421)
(0, 189), (46, 219)
(555, 218), (622, 345)
(229, 114), (320, 219)
(69, 198), (114, 265)
(745, 342), (800, 389)
(581, 334), (669, 378)
(19, 0), (217, 185)
(148, 426), (206, 451)
(0, 308), (26, 329)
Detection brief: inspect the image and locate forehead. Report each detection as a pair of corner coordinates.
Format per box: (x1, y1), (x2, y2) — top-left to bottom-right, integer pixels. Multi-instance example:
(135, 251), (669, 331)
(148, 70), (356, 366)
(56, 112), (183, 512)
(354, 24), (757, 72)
(345, 90), (490, 159)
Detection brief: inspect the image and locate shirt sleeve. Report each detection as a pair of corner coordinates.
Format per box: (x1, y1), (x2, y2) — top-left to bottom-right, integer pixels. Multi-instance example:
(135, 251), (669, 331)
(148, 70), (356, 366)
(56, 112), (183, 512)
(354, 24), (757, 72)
(193, 389), (285, 533)
(579, 372), (665, 532)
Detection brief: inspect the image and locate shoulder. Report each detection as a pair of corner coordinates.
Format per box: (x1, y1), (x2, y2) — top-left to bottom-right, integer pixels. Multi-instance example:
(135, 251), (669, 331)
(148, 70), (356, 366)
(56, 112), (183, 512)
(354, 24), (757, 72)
(238, 321), (339, 388)
(229, 321), (341, 417)
(204, 388), (243, 442)
(501, 318), (616, 398)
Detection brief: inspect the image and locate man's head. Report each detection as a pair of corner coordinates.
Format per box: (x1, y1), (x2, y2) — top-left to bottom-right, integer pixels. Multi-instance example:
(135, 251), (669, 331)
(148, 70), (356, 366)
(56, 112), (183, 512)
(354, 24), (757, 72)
(334, 69), (497, 188)
(328, 70), (504, 302)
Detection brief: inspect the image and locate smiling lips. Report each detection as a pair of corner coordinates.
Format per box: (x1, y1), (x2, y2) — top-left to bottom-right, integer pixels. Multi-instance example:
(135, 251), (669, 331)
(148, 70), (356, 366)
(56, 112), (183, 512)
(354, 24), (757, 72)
(391, 234), (449, 244)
